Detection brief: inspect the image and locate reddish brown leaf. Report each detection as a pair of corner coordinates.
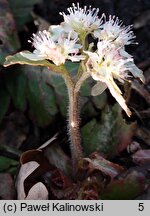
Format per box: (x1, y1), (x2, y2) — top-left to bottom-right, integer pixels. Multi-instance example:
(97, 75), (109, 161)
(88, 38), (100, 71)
(84, 153), (124, 179)
(132, 150), (150, 165)
(78, 176), (101, 200)
(50, 169), (77, 199)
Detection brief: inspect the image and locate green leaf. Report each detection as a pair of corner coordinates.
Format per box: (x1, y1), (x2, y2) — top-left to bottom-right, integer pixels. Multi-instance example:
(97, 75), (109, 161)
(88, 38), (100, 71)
(65, 61), (79, 76)
(44, 143), (72, 177)
(26, 66), (58, 127)
(80, 81), (91, 97)
(0, 156), (19, 173)
(4, 52), (52, 67)
(92, 92), (107, 110)
(101, 170), (146, 200)
(0, 84), (10, 122)
(8, 0), (42, 30)
(48, 75), (68, 116)
(0, 0), (20, 64)
(5, 68), (27, 111)
(81, 104), (136, 157)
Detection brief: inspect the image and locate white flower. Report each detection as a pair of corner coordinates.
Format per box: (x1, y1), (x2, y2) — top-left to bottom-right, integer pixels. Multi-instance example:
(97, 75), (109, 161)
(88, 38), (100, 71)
(94, 15), (136, 47)
(49, 25), (78, 41)
(20, 30), (85, 66)
(60, 3), (102, 35)
(85, 41), (144, 116)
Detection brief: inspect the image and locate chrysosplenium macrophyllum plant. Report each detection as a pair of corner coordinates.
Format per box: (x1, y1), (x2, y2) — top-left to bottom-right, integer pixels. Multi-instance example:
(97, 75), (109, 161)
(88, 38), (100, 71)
(4, 3), (145, 169)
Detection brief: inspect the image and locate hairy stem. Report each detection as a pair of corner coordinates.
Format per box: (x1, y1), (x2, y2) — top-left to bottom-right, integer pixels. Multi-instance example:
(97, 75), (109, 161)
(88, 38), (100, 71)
(68, 87), (82, 168)
(62, 70), (83, 169)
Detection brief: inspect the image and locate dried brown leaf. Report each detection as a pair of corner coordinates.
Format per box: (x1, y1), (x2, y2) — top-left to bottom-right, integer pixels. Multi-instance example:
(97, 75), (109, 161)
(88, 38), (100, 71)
(84, 153), (124, 179)
(49, 169), (77, 199)
(132, 150), (150, 166)
(16, 161), (40, 200)
(26, 182), (48, 200)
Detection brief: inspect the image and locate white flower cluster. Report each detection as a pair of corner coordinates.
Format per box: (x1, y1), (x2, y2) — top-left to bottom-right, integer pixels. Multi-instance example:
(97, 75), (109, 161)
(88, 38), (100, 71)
(21, 29), (84, 66)
(21, 2), (144, 116)
(84, 14), (144, 116)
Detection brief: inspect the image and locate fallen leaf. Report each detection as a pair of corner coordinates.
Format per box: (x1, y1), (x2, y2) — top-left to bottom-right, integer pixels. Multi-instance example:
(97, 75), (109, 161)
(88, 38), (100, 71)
(127, 141), (141, 153)
(49, 169), (76, 199)
(78, 176), (100, 200)
(132, 150), (150, 165)
(84, 153), (124, 179)
(16, 161), (40, 199)
(26, 182), (48, 200)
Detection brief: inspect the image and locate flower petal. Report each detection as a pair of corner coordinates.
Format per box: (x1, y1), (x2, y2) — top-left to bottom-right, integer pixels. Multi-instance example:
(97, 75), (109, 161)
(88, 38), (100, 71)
(91, 81), (107, 96)
(105, 78), (131, 117)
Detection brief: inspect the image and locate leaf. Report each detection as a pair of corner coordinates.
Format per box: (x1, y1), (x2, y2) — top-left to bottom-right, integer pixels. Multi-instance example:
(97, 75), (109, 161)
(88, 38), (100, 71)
(82, 101), (98, 118)
(80, 81), (91, 97)
(101, 170), (146, 200)
(0, 156), (19, 172)
(92, 91), (107, 110)
(16, 161), (40, 199)
(65, 61), (79, 76)
(5, 68), (27, 111)
(8, 0), (42, 30)
(3, 64), (59, 127)
(25, 66), (58, 127)
(0, 0), (20, 64)
(49, 169), (77, 199)
(132, 150), (150, 165)
(4, 52), (52, 67)
(20, 149), (54, 198)
(48, 74), (68, 116)
(84, 153), (124, 179)
(78, 177), (100, 200)
(44, 142), (72, 177)
(26, 182), (48, 200)
(81, 104), (136, 157)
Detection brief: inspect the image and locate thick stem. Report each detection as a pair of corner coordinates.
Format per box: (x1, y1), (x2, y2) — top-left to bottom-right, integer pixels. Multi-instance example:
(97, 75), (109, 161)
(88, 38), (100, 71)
(68, 87), (82, 168)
